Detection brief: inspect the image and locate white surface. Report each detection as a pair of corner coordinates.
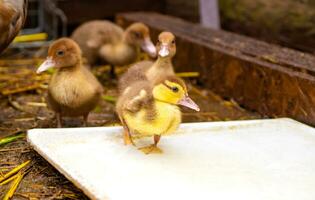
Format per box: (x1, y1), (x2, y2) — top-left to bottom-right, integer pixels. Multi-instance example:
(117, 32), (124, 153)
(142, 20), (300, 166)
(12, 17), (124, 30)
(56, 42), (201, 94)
(27, 118), (315, 200)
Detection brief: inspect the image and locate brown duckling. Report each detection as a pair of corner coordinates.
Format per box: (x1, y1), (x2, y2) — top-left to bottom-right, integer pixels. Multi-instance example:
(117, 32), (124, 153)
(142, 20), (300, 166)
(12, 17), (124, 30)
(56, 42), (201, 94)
(37, 38), (103, 127)
(0, 0), (28, 54)
(71, 20), (156, 76)
(116, 75), (199, 154)
(118, 31), (176, 93)
(146, 31), (176, 82)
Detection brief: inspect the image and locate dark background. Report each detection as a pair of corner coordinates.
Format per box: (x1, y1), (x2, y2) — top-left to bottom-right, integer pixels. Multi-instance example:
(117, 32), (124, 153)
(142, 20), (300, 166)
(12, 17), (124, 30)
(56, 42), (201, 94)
(53, 0), (315, 54)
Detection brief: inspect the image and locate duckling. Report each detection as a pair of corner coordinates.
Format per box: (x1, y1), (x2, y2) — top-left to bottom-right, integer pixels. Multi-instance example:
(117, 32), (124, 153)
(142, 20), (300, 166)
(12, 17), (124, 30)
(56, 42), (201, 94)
(116, 75), (200, 154)
(0, 0), (28, 54)
(118, 31), (176, 93)
(37, 38), (103, 127)
(146, 31), (176, 82)
(71, 20), (156, 76)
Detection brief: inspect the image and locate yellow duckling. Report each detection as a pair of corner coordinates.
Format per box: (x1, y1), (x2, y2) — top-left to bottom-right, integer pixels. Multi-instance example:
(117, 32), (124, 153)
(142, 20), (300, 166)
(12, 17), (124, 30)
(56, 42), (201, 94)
(116, 75), (200, 154)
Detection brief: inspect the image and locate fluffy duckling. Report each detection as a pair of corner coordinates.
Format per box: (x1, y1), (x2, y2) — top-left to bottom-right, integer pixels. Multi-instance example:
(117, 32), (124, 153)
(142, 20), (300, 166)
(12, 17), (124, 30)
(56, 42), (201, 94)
(118, 31), (176, 93)
(37, 38), (103, 127)
(0, 0), (28, 53)
(116, 75), (200, 154)
(71, 20), (156, 76)
(146, 31), (176, 82)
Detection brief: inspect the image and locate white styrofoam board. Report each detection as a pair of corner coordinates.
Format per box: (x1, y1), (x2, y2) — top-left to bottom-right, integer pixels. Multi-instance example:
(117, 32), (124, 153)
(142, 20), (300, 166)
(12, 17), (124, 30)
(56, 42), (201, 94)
(27, 118), (315, 200)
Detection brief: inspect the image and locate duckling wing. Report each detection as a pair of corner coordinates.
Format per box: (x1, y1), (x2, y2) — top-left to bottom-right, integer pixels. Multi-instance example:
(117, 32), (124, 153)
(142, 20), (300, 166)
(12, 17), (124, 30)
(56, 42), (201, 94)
(0, 0), (27, 54)
(116, 80), (154, 116)
(81, 65), (104, 94)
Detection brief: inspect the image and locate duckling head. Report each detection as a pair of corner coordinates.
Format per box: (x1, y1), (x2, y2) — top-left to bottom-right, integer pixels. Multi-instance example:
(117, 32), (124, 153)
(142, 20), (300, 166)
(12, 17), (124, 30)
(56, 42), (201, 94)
(156, 32), (176, 58)
(37, 38), (82, 73)
(125, 22), (156, 58)
(153, 76), (200, 111)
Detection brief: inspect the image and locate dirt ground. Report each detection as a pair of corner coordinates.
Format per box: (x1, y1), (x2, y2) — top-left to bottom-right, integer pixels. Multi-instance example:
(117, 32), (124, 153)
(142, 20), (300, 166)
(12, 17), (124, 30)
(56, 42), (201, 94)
(0, 47), (261, 199)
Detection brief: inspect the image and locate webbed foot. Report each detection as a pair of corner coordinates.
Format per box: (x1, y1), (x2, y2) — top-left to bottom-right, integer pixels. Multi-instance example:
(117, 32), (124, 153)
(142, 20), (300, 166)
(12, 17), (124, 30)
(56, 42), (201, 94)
(138, 144), (163, 154)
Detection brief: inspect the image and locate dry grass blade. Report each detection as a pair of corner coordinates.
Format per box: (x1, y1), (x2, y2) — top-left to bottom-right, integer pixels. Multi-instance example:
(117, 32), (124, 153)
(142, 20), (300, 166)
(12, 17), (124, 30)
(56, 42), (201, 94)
(102, 95), (116, 103)
(7, 96), (30, 113)
(26, 102), (47, 107)
(0, 147), (27, 153)
(0, 173), (19, 186)
(14, 117), (36, 122)
(1, 83), (42, 95)
(176, 72), (200, 78)
(0, 160), (30, 184)
(0, 133), (25, 147)
(190, 85), (208, 99)
(62, 193), (80, 200)
(0, 59), (43, 66)
(13, 33), (48, 43)
(3, 171), (24, 200)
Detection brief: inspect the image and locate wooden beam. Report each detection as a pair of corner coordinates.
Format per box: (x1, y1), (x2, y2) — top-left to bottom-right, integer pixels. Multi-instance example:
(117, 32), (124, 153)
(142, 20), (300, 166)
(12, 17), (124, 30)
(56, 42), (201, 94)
(116, 12), (315, 126)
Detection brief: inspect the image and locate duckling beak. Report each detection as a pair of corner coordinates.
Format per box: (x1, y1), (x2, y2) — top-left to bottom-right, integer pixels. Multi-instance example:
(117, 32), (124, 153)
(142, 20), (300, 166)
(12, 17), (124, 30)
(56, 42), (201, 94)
(141, 37), (156, 58)
(36, 57), (55, 74)
(178, 95), (200, 111)
(158, 43), (170, 57)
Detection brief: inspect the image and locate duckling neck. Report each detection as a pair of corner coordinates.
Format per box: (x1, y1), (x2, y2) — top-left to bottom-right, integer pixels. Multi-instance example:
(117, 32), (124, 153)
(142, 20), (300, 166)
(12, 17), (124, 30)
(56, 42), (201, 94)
(56, 62), (82, 74)
(146, 56), (174, 82)
(155, 98), (177, 106)
(155, 57), (173, 68)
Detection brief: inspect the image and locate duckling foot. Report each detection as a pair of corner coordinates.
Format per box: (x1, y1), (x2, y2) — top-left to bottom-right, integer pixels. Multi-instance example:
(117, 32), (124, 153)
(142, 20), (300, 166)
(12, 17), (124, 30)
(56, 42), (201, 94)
(123, 129), (135, 146)
(110, 65), (117, 79)
(56, 113), (62, 128)
(83, 114), (89, 127)
(138, 145), (163, 154)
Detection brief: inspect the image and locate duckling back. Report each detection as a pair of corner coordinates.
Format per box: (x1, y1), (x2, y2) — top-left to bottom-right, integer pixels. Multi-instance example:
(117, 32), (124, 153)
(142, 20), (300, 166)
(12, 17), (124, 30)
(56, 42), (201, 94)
(118, 60), (153, 94)
(71, 20), (124, 64)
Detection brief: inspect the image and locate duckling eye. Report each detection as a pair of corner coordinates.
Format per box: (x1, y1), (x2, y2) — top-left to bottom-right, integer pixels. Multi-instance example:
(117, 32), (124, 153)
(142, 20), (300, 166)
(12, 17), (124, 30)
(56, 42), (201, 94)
(171, 86), (179, 93)
(56, 50), (64, 57)
(134, 32), (142, 38)
(171, 39), (175, 44)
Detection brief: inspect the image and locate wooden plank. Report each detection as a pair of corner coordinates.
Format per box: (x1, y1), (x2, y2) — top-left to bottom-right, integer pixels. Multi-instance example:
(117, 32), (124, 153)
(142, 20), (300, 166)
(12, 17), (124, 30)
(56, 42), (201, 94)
(116, 12), (315, 126)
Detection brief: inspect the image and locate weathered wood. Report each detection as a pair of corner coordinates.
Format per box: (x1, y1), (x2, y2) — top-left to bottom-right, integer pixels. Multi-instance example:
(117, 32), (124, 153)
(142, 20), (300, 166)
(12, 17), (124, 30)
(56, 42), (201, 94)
(116, 12), (315, 126)
(219, 0), (315, 53)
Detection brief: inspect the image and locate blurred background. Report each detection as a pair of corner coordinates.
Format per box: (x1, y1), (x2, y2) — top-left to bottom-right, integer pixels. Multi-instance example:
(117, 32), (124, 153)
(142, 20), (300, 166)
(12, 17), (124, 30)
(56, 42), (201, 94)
(20, 0), (315, 53)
